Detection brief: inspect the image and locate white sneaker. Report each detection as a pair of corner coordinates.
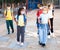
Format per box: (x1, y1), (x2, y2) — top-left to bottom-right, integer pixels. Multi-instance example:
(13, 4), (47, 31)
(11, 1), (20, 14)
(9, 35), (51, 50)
(51, 33), (56, 37)
(17, 42), (20, 45)
(48, 35), (51, 39)
(21, 43), (24, 46)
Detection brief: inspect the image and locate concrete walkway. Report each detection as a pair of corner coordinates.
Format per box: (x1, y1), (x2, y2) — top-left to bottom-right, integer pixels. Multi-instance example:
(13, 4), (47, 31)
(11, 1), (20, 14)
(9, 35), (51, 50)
(0, 9), (60, 50)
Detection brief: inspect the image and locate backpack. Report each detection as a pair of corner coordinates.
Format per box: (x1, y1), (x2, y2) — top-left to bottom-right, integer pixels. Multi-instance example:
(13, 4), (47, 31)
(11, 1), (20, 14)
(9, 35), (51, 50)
(17, 14), (27, 25)
(6, 9), (12, 16)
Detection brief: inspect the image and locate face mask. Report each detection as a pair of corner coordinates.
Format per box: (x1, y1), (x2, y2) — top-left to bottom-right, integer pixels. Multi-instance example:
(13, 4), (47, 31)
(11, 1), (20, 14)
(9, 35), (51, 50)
(50, 5), (53, 10)
(7, 7), (10, 10)
(50, 7), (53, 10)
(21, 11), (25, 14)
(43, 11), (47, 14)
(39, 7), (43, 9)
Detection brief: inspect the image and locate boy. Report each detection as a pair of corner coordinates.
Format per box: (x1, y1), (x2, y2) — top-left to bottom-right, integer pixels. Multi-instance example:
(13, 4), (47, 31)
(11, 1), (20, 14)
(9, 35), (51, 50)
(38, 6), (51, 47)
(4, 4), (14, 34)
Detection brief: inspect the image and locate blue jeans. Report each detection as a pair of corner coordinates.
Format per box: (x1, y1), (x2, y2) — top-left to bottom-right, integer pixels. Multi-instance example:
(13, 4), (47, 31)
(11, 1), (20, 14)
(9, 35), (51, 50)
(39, 24), (48, 44)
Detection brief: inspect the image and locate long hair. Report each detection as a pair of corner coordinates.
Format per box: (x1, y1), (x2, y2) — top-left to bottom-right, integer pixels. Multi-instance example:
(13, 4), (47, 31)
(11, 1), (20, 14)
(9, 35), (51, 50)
(17, 8), (24, 16)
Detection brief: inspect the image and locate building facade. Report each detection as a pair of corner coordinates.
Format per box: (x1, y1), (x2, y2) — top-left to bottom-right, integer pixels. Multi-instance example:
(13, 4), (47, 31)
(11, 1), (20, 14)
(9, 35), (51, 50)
(0, 0), (60, 9)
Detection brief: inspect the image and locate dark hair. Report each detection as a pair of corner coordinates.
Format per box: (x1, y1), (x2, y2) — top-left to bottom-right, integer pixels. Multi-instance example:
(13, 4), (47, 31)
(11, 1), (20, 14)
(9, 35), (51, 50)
(18, 8), (24, 16)
(7, 4), (11, 7)
(40, 4), (43, 7)
(48, 5), (50, 8)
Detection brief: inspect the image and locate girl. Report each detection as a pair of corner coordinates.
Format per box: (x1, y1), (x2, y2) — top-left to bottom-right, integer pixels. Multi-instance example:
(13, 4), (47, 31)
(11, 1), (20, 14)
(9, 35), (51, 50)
(15, 8), (26, 46)
(48, 4), (55, 38)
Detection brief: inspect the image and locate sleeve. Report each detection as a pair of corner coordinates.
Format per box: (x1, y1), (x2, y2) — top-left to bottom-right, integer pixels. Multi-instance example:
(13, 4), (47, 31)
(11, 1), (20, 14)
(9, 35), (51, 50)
(36, 10), (39, 17)
(38, 14), (42, 19)
(15, 15), (17, 18)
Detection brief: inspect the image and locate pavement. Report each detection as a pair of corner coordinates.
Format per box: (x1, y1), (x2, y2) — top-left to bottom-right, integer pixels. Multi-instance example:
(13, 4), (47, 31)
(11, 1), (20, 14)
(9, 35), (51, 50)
(0, 9), (60, 50)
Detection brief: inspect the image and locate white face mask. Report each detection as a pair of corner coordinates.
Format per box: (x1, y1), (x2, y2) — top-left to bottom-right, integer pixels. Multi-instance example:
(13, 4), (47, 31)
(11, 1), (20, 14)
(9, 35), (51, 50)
(50, 7), (53, 10)
(21, 11), (25, 14)
(7, 7), (10, 10)
(43, 11), (47, 14)
(39, 7), (43, 9)
(50, 5), (53, 10)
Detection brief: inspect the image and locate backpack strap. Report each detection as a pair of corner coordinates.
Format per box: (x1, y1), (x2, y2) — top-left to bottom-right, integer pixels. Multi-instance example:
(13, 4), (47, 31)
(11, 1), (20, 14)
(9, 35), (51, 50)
(17, 15), (19, 21)
(17, 14), (27, 22)
(6, 9), (12, 16)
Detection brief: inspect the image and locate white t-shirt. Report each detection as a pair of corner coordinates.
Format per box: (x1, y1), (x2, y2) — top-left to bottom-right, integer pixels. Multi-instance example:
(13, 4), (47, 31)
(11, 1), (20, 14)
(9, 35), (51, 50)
(48, 9), (53, 18)
(40, 13), (49, 24)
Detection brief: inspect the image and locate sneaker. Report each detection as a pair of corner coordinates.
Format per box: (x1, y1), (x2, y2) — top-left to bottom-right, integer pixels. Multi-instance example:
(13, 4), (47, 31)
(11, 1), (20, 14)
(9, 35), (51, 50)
(41, 44), (46, 47)
(20, 43), (24, 46)
(48, 35), (51, 39)
(51, 33), (56, 37)
(39, 41), (42, 45)
(12, 30), (14, 33)
(8, 32), (10, 34)
(17, 42), (20, 45)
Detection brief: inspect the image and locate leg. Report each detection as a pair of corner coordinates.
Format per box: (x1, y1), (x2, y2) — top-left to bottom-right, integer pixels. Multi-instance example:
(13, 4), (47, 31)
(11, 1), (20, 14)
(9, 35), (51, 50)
(39, 24), (43, 44)
(6, 20), (10, 34)
(47, 24), (50, 35)
(21, 27), (25, 43)
(43, 24), (48, 44)
(50, 18), (54, 33)
(9, 20), (14, 33)
(17, 26), (20, 42)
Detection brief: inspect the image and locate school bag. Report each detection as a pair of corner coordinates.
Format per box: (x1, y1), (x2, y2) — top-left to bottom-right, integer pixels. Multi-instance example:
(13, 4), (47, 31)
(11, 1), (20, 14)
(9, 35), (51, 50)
(6, 9), (13, 16)
(17, 14), (27, 25)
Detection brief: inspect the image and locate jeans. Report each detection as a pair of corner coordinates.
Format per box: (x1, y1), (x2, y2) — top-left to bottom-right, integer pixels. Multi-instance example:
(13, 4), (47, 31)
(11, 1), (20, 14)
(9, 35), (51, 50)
(17, 26), (25, 43)
(39, 24), (48, 44)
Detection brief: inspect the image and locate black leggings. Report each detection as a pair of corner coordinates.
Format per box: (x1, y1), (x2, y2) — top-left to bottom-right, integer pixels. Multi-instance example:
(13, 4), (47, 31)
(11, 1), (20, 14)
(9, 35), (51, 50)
(48, 18), (54, 35)
(50, 18), (54, 33)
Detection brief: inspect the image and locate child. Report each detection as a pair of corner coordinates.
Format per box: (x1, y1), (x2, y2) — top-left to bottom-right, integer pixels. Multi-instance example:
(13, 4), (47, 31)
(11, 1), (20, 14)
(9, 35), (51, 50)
(4, 4), (14, 34)
(14, 8), (26, 46)
(38, 6), (51, 47)
(48, 4), (55, 38)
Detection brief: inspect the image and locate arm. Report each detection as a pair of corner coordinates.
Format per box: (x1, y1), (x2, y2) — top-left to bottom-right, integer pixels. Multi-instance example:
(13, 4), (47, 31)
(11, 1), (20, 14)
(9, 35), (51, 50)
(48, 19), (51, 29)
(4, 10), (6, 18)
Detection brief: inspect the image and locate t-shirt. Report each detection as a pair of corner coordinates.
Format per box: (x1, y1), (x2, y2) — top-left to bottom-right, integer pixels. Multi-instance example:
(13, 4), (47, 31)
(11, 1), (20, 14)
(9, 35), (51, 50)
(15, 15), (24, 26)
(36, 9), (43, 17)
(40, 13), (49, 24)
(48, 9), (53, 18)
(4, 9), (13, 20)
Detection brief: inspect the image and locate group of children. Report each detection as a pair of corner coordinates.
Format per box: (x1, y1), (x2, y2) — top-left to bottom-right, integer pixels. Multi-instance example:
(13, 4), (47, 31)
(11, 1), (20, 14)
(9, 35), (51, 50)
(4, 3), (55, 47)
(36, 3), (55, 47)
